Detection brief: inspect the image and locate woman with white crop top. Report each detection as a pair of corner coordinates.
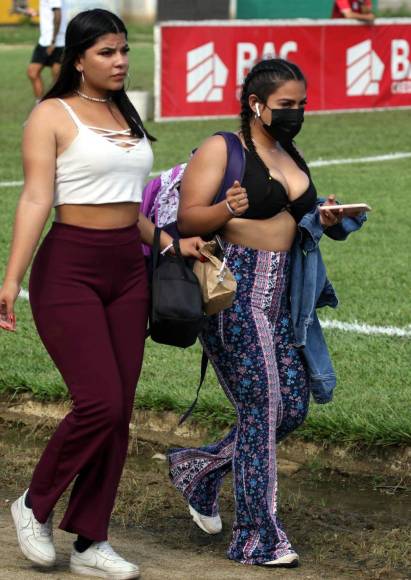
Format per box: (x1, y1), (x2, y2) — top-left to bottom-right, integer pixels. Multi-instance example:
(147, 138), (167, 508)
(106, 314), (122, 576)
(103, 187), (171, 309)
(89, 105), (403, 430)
(0, 9), (203, 579)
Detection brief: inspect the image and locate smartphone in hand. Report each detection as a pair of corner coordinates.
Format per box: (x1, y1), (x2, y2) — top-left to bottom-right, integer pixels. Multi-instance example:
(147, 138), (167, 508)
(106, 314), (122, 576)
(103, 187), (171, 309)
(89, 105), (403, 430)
(319, 203), (371, 217)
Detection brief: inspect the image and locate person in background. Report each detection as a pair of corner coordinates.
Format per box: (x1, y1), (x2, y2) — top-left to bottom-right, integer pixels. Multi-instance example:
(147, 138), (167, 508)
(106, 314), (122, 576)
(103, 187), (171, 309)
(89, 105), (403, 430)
(27, 0), (67, 101)
(331, 0), (375, 22)
(11, 0), (37, 18)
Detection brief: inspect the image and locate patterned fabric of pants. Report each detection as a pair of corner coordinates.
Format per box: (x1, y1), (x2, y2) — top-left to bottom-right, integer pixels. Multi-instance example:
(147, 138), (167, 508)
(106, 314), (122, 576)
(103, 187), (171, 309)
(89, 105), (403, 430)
(168, 243), (310, 565)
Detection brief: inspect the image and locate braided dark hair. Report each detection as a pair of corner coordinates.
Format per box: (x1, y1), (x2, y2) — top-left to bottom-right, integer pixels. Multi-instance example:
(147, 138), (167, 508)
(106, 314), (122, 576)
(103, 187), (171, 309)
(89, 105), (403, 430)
(240, 58), (309, 178)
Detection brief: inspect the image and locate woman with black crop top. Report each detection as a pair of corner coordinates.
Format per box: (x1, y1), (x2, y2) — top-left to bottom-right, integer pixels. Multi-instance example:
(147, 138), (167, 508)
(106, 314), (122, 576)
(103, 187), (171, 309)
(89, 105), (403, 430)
(167, 59), (342, 568)
(0, 9), (203, 578)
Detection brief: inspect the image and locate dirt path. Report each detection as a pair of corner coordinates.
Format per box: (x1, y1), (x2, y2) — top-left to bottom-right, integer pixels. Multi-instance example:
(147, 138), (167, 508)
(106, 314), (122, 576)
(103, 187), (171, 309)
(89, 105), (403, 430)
(0, 419), (409, 580)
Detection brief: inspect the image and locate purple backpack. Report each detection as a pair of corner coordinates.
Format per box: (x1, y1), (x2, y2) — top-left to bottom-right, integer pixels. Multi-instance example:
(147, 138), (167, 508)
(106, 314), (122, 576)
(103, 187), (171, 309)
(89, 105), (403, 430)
(140, 132), (246, 254)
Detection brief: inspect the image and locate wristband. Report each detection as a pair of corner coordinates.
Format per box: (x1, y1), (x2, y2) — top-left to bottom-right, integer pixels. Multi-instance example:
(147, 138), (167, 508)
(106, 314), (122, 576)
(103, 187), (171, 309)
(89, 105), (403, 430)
(225, 200), (237, 216)
(160, 242), (174, 256)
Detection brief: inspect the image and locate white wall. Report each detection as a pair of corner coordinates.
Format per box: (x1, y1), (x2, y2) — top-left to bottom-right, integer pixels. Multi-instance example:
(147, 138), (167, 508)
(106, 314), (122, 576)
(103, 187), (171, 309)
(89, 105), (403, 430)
(66, 0), (121, 20)
(121, 0), (156, 21)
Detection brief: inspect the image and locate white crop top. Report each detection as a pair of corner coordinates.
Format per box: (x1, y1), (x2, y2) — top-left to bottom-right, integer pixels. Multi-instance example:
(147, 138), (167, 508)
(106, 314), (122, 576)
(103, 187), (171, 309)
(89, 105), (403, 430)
(54, 99), (154, 207)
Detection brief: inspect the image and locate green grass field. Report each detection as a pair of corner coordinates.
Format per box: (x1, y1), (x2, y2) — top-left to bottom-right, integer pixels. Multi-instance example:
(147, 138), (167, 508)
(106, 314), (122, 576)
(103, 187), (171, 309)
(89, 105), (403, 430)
(0, 30), (410, 447)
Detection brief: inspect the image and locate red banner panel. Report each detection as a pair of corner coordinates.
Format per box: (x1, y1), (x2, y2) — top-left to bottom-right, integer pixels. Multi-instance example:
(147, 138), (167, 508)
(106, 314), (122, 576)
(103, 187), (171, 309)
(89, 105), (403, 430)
(155, 19), (411, 120)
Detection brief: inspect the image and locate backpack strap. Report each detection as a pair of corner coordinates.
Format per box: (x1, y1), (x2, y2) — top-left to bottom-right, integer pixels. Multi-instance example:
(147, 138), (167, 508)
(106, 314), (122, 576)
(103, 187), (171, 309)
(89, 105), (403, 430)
(213, 132), (246, 203)
(178, 133), (245, 425)
(141, 175), (161, 219)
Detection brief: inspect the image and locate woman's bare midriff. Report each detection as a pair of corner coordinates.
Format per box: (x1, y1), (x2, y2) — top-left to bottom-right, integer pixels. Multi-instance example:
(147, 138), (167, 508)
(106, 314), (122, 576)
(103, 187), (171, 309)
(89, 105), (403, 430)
(55, 202), (140, 229)
(221, 211), (297, 252)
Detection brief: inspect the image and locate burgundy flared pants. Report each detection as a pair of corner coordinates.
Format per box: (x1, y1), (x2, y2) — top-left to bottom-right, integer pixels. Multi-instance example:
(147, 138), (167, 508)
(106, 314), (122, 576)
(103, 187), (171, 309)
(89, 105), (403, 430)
(28, 222), (149, 541)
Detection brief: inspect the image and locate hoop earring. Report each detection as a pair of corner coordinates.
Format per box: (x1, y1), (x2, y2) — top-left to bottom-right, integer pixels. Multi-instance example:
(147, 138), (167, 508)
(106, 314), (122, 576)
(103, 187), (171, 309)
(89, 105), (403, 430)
(81, 71), (85, 85)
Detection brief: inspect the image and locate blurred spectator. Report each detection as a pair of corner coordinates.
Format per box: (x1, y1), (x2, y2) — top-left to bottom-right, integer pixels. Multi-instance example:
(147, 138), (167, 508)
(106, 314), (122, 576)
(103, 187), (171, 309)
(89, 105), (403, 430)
(27, 0), (67, 101)
(331, 0), (375, 22)
(11, 0), (37, 18)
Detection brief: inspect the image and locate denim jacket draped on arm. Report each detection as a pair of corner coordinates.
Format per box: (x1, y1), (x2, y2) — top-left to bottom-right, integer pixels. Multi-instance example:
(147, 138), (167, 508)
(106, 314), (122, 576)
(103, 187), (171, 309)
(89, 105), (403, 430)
(290, 201), (367, 404)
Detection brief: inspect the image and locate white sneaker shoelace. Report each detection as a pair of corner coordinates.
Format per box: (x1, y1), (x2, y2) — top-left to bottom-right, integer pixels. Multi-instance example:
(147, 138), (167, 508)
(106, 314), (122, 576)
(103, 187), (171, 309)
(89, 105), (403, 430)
(96, 541), (121, 559)
(32, 515), (53, 538)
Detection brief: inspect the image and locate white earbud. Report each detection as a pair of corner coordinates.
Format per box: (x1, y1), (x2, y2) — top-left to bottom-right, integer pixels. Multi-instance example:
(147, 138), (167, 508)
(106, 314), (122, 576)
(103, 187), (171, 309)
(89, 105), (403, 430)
(255, 103), (261, 117)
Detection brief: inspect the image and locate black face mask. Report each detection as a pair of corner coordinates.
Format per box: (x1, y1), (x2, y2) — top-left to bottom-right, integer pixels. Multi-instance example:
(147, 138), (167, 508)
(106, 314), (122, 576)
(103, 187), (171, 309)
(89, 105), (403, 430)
(258, 105), (304, 142)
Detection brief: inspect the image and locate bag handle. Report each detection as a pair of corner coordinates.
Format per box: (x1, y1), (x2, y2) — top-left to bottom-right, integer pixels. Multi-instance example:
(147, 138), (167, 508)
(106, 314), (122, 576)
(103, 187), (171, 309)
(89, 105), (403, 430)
(153, 228), (187, 279)
(152, 226), (162, 273)
(178, 349), (209, 425)
(172, 238), (191, 280)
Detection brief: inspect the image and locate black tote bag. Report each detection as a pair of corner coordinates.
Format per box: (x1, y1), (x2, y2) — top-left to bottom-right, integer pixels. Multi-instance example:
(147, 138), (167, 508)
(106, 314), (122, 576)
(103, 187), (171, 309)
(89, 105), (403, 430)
(149, 227), (204, 348)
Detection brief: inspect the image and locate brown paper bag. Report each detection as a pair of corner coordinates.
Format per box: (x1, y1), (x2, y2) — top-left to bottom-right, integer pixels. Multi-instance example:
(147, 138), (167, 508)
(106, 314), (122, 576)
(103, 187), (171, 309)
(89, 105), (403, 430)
(193, 241), (237, 316)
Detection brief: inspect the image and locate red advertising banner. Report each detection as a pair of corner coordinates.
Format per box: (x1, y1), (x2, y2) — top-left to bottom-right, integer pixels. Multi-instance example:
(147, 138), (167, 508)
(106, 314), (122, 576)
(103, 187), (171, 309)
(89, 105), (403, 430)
(155, 19), (411, 120)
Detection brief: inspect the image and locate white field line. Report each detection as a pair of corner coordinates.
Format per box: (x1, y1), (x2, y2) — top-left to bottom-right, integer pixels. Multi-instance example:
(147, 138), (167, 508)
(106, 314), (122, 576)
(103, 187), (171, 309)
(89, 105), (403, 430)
(16, 288), (410, 338)
(308, 151), (411, 168)
(0, 180), (23, 187)
(1, 151), (411, 188)
(137, 151), (411, 176)
(319, 319), (411, 338)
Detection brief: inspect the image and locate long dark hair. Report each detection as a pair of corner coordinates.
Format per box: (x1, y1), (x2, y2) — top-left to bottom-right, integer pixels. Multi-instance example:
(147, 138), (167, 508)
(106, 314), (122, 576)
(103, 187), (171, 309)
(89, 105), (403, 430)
(42, 8), (155, 141)
(240, 58), (308, 176)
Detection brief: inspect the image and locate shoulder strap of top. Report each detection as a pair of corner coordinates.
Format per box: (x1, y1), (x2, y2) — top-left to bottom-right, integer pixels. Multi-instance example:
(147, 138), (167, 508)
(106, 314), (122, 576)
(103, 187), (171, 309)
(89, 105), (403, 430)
(57, 99), (83, 129)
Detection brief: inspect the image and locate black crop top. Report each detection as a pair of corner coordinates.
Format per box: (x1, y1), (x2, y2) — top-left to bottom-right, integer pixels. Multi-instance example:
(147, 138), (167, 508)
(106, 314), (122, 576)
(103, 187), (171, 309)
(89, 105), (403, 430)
(241, 149), (317, 223)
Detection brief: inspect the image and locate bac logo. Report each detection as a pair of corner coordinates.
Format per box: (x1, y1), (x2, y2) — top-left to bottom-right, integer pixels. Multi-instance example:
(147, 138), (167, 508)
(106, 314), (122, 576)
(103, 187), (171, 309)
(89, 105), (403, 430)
(186, 42), (228, 103)
(346, 40), (385, 96)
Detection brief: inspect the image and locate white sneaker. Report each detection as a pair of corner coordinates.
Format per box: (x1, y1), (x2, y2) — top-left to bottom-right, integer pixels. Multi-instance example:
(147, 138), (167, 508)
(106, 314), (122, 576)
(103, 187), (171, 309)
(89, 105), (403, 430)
(70, 541), (140, 579)
(188, 504), (222, 535)
(262, 552), (299, 567)
(11, 489), (56, 567)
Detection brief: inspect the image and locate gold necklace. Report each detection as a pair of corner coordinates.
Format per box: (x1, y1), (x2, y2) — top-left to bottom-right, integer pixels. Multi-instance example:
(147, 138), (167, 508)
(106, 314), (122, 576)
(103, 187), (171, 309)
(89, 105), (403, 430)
(76, 90), (111, 103)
